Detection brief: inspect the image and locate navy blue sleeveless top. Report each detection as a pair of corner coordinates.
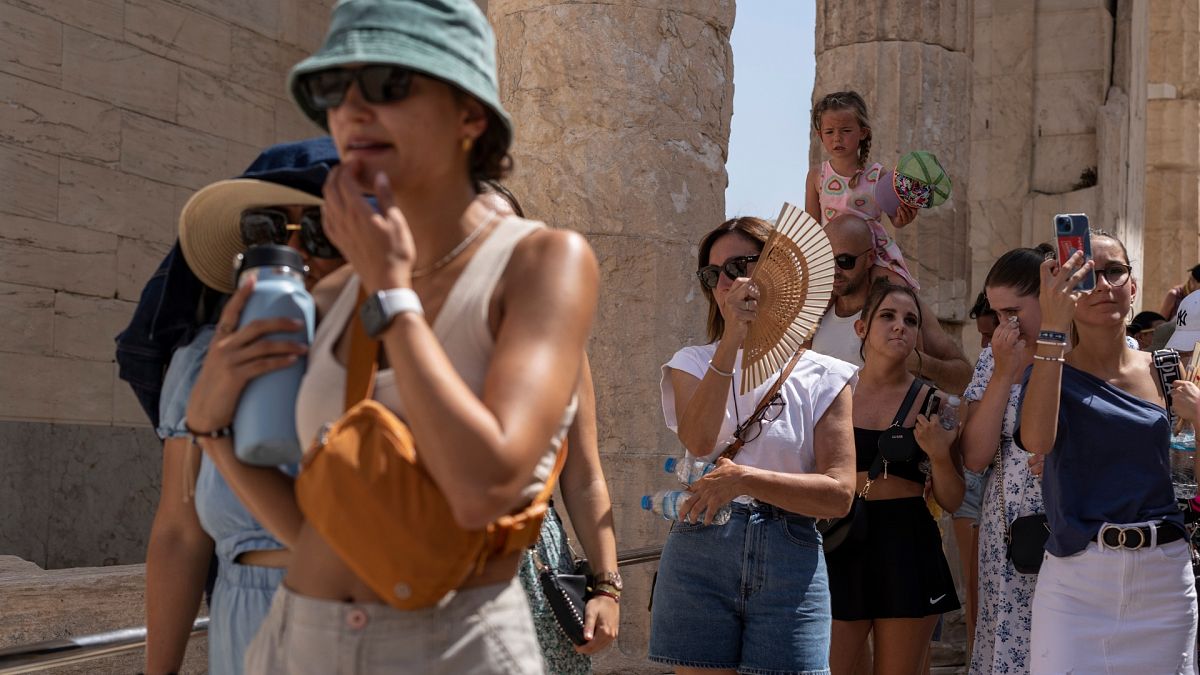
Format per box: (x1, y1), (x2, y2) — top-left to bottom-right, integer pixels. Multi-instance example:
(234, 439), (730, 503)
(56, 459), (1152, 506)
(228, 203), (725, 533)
(1017, 363), (1182, 557)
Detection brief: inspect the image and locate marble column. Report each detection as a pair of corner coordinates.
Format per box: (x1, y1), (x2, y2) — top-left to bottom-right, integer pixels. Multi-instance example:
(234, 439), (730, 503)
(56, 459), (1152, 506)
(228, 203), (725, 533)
(812, 0), (973, 323)
(487, 0), (735, 664)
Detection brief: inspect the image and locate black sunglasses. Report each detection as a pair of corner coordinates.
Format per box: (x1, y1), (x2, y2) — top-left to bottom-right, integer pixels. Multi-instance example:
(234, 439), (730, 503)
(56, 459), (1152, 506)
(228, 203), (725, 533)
(697, 255), (760, 289)
(735, 392), (786, 444)
(239, 207), (341, 259)
(834, 248), (872, 271)
(295, 65), (414, 112)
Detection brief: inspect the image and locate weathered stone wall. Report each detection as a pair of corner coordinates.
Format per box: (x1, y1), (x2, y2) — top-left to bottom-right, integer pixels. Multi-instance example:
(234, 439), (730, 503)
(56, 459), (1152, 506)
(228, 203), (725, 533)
(488, 0), (735, 667)
(0, 0), (335, 568)
(967, 0), (1136, 355)
(1145, 0), (1200, 307)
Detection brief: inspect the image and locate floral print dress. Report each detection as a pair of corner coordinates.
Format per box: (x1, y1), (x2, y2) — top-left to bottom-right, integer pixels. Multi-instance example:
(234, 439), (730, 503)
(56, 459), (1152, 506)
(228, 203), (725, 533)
(517, 504), (591, 675)
(964, 347), (1043, 674)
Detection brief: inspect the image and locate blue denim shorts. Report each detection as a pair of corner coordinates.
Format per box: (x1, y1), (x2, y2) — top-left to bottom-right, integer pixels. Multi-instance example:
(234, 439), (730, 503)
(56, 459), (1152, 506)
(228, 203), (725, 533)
(649, 502), (831, 675)
(952, 467), (991, 522)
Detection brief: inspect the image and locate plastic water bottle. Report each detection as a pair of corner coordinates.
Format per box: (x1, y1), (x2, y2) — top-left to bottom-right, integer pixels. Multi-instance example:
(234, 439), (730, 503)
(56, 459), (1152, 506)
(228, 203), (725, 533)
(232, 245), (314, 466)
(641, 490), (731, 525)
(1170, 425), (1196, 499)
(939, 395), (961, 431)
(663, 456), (716, 486)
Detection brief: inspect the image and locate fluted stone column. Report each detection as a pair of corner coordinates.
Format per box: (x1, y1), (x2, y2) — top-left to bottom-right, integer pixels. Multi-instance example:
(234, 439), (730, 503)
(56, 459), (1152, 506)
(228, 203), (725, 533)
(811, 1), (973, 323)
(487, 1), (735, 666)
(1145, 0), (1200, 308)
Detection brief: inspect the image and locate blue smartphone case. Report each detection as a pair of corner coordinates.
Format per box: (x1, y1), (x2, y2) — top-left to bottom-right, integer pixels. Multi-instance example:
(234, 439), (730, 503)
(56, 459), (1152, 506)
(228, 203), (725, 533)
(1054, 213), (1095, 291)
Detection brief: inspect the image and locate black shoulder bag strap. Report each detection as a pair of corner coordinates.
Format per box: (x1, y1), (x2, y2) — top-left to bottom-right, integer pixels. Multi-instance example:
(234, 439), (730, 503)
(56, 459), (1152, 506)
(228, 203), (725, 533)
(1153, 349), (1182, 427)
(867, 378), (928, 482)
(719, 348), (806, 462)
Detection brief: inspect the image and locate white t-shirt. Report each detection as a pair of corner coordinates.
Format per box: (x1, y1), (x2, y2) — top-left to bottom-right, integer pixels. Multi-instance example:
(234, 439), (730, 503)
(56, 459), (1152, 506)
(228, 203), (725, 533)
(660, 344), (857, 476)
(810, 304), (864, 368)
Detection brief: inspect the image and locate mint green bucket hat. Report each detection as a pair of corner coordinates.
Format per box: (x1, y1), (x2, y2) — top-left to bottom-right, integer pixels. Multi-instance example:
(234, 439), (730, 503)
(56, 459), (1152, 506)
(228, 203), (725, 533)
(288, 0), (512, 150)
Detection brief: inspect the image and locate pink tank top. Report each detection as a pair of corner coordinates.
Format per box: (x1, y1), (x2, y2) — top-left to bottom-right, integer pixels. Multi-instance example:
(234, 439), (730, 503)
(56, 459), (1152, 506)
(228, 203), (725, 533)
(818, 160), (919, 289)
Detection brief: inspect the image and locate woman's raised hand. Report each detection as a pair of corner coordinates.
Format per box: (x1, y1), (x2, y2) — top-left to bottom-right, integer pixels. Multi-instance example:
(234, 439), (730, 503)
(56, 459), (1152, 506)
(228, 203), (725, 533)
(990, 317), (1029, 382)
(1039, 250), (1092, 333)
(720, 278), (759, 344)
(185, 280), (308, 433)
(322, 160), (416, 293)
(914, 412), (956, 461)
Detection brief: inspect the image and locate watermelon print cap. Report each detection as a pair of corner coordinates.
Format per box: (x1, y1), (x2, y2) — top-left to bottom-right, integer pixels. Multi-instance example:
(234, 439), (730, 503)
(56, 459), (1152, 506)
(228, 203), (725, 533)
(895, 150), (951, 207)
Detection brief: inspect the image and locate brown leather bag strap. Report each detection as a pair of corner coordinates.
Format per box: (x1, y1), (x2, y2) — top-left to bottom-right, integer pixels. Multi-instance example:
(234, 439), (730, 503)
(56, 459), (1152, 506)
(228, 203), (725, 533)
(345, 286), (379, 411)
(719, 348), (806, 462)
(533, 438), (569, 506)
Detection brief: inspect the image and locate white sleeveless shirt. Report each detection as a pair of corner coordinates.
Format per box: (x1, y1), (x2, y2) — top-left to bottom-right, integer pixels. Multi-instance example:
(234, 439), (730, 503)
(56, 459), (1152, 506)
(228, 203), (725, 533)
(295, 216), (573, 505)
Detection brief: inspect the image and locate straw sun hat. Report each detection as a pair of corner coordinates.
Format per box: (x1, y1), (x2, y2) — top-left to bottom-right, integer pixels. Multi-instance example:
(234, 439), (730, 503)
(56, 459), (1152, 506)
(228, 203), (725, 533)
(178, 137), (338, 294)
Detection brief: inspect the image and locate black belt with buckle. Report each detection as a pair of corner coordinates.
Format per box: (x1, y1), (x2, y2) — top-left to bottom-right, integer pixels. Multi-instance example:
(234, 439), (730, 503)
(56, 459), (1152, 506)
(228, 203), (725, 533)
(1096, 522), (1185, 550)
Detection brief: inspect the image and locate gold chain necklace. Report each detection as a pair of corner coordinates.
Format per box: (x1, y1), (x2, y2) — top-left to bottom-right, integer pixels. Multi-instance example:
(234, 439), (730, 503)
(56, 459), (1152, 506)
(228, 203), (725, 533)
(410, 210), (499, 279)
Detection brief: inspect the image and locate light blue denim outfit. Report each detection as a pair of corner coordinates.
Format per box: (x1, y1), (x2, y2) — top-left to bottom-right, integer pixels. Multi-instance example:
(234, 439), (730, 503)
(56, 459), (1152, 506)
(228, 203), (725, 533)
(158, 326), (293, 675)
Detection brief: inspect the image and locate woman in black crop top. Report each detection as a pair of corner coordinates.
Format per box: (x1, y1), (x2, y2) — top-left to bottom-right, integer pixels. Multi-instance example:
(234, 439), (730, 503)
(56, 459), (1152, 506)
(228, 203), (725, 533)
(827, 281), (965, 675)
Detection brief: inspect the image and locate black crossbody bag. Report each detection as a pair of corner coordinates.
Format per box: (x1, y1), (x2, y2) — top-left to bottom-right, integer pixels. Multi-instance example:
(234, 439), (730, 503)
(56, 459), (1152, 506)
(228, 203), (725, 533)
(818, 379), (929, 553)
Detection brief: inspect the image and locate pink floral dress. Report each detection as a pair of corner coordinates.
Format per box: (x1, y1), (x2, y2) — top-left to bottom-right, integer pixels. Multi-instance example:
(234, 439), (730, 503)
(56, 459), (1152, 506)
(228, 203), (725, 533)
(818, 160), (918, 289)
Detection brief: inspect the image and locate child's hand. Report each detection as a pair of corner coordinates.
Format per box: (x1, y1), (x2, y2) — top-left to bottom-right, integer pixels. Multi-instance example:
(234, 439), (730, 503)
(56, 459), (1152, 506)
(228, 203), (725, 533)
(891, 204), (917, 228)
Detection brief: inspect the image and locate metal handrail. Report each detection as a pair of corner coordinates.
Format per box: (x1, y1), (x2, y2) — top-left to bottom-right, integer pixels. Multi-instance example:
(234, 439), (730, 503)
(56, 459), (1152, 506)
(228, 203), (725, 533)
(0, 545), (662, 673)
(0, 618), (209, 674)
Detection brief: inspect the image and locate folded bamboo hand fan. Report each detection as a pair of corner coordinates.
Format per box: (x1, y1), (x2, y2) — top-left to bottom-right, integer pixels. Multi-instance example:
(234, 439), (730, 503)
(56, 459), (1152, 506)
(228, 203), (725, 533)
(740, 203), (835, 395)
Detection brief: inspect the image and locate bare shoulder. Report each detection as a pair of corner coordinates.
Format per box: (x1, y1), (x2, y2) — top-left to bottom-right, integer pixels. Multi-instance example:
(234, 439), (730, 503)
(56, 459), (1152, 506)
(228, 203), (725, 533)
(507, 222), (598, 286)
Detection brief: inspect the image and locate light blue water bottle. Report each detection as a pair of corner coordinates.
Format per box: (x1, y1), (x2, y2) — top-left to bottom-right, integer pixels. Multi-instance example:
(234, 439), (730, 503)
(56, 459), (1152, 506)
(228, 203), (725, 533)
(641, 490), (731, 525)
(232, 245), (314, 466)
(663, 456), (716, 486)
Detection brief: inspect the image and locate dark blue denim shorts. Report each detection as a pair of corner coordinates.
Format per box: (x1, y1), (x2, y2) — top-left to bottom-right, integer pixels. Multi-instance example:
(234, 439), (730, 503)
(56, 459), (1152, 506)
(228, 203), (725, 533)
(649, 501), (831, 675)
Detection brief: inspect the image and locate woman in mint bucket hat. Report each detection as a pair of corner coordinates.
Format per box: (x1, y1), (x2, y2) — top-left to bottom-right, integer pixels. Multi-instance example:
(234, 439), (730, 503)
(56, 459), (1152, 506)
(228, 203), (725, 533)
(183, 0), (601, 673)
(289, 0), (514, 183)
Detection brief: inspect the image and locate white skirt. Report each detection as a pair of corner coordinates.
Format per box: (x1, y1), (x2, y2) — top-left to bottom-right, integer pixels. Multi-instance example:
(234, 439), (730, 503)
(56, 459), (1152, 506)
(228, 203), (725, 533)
(1030, 536), (1198, 674)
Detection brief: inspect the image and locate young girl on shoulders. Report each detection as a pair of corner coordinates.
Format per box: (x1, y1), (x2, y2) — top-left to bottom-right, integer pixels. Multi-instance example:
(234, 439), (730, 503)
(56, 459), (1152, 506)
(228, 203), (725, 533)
(806, 90), (919, 289)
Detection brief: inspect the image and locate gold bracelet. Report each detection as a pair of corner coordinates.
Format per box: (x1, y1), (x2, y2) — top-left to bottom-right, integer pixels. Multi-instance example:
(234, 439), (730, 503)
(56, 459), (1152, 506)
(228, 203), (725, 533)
(708, 361), (734, 378)
(1033, 354), (1065, 363)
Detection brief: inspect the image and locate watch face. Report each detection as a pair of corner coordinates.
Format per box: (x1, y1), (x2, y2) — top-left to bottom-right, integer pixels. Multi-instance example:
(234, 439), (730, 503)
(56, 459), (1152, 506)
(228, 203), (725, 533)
(360, 296), (384, 337)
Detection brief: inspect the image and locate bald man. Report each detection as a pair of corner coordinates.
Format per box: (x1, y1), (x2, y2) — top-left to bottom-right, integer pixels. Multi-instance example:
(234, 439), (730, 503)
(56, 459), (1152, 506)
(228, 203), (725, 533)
(810, 214), (972, 392)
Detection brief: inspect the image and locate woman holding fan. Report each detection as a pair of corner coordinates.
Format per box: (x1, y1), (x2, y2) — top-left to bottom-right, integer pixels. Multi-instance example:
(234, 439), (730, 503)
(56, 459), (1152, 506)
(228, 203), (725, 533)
(651, 215), (857, 674)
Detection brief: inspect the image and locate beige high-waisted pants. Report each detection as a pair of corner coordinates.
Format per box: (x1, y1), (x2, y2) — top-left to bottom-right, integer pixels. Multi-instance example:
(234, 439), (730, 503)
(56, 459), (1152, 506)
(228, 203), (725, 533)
(245, 577), (545, 674)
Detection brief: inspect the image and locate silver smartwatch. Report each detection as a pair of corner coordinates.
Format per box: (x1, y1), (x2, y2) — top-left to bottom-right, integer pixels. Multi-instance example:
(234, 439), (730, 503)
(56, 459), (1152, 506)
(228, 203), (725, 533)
(360, 288), (424, 338)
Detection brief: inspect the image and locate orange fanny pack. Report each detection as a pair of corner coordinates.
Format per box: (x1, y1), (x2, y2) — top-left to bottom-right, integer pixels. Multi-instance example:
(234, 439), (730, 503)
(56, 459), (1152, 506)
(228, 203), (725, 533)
(295, 294), (564, 610)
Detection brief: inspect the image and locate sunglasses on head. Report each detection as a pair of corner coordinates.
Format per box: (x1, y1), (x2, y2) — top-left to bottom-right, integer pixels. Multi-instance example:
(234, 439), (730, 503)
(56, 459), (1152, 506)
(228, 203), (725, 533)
(295, 65), (414, 112)
(239, 207), (341, 259)
(697, 255), (759, 289)
(834, 248), (872, 271)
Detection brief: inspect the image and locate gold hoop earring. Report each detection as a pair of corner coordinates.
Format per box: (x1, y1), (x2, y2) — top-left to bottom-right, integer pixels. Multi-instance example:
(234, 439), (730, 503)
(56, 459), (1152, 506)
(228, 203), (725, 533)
(461, 137), (473, 153)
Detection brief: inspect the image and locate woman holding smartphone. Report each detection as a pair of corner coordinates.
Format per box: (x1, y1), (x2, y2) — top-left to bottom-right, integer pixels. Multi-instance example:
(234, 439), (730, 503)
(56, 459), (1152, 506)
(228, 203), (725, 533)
(1018, 233), (1197, 673)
